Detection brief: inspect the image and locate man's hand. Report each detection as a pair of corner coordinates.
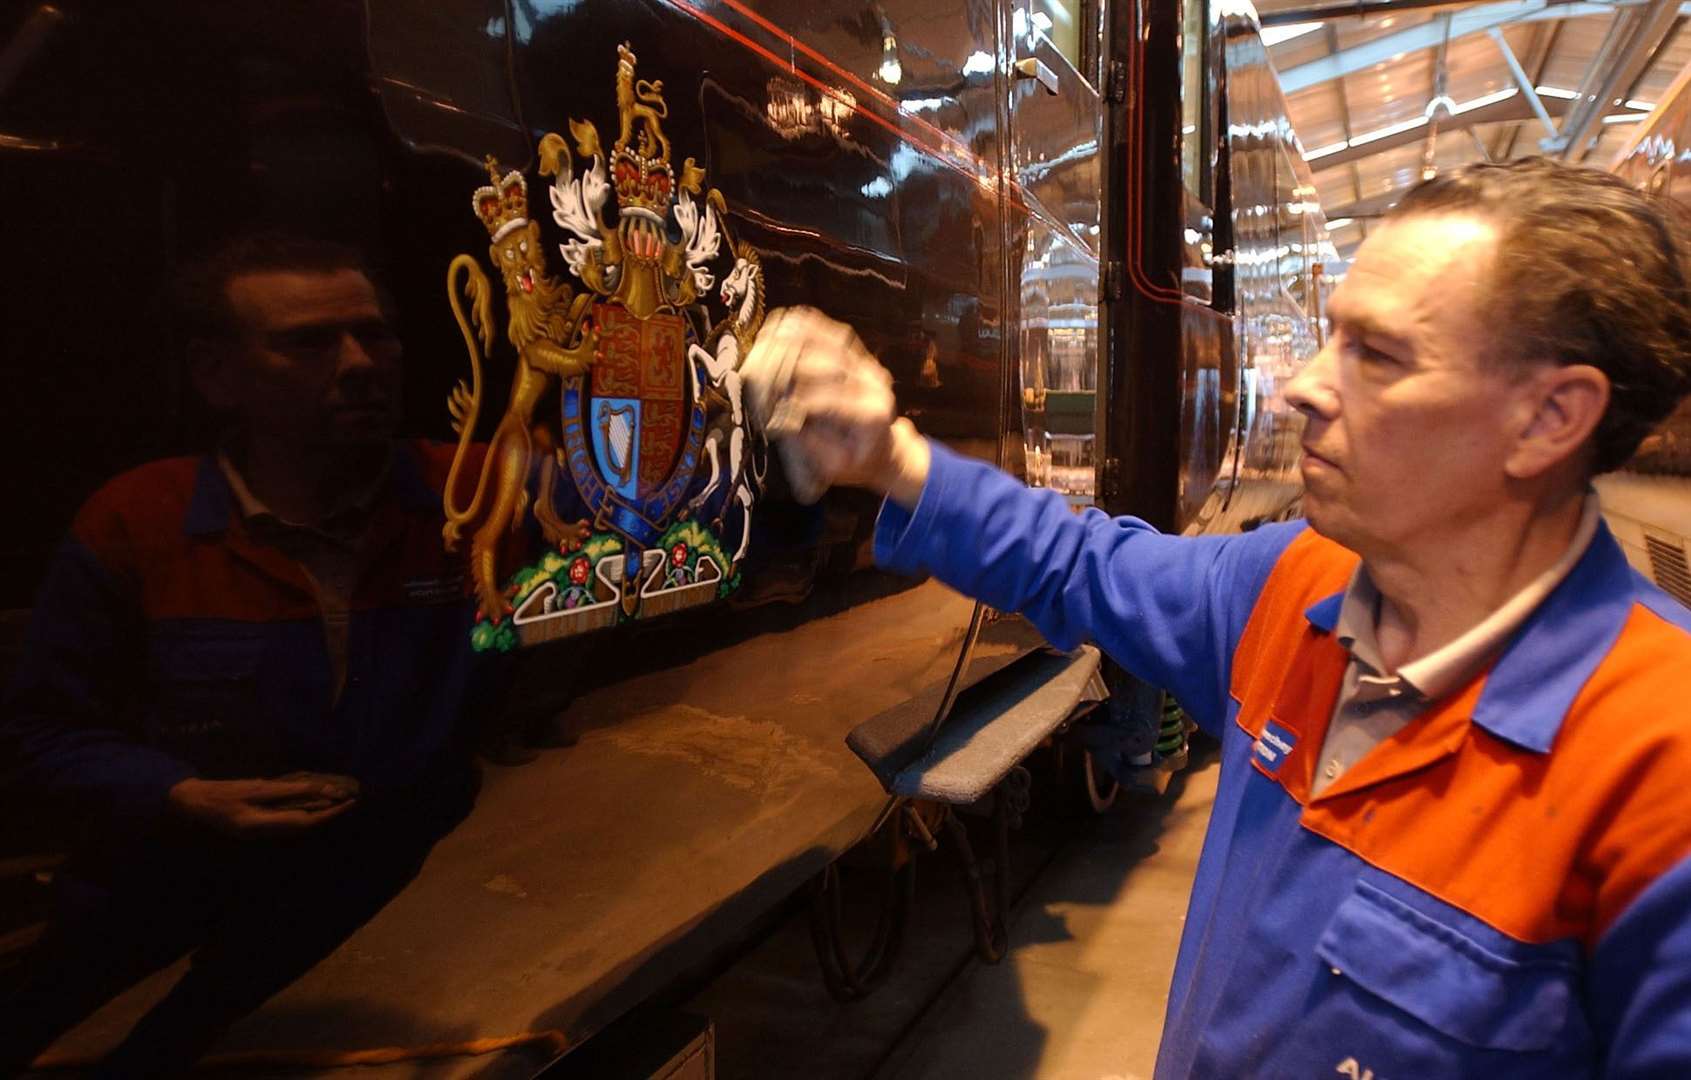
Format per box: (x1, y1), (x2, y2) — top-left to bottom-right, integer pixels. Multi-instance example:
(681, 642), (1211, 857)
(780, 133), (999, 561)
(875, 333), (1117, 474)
(743, 307), (931, 508)
(167, 773), (360, 837)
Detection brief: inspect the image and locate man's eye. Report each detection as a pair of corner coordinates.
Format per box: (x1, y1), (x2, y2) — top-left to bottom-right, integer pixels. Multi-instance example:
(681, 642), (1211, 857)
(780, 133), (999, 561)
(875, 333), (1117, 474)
(1344, 335), (1393, 364)
(275, 327), (340, 352)
(353, 324), (403, 356)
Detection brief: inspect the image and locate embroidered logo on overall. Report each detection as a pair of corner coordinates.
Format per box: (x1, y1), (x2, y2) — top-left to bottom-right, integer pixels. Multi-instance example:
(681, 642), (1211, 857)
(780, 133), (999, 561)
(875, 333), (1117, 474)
(1252, 719), (1297, 776)
(1335, 1057), (1376, 1080)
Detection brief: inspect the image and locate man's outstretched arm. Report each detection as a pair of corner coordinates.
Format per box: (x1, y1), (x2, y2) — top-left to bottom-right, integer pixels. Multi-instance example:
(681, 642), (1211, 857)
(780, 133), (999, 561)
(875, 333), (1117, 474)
(743, 307), (1301, 733)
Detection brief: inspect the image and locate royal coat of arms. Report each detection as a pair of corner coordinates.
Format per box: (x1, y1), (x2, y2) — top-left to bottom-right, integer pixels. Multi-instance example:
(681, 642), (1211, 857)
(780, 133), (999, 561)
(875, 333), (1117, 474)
(440, 43), (768, 651)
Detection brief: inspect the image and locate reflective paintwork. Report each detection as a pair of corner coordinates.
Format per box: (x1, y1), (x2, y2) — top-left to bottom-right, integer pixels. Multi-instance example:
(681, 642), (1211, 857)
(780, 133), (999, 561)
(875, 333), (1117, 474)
(1103, 0), (1325, 536)
(0, 0), (1330, 1071)
(1011, 6), (1104, 509)
(1193, 9), (1332, 534)
(1, 0), (1009, 1068)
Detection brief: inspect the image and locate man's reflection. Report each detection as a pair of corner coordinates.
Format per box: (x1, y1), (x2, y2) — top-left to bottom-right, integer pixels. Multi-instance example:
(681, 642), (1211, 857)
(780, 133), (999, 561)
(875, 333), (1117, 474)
(0, 232), (491, 1073)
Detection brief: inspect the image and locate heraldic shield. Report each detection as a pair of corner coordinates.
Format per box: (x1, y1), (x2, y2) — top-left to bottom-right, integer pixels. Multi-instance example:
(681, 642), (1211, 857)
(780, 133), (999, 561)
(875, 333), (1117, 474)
(439, 42), (769, 652)
(571, 305), (699, 507)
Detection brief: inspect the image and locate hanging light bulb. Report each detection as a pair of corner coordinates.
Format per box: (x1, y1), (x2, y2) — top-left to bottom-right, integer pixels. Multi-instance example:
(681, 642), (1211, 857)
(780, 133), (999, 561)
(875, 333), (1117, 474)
(879, 34), (902, 85)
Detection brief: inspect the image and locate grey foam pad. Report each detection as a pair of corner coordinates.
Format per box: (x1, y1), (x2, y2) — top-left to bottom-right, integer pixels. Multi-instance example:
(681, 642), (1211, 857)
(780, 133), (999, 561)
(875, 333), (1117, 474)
(846, 645), (1103, 803)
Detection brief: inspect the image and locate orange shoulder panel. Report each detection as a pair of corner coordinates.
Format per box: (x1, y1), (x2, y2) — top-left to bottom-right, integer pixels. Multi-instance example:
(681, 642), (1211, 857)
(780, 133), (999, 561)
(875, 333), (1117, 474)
(1300, 601), (1691, 948)
(71, 456), (319, 624)
(1229, 527), (1356, 712)
(410, 438), (488, 506)
(70, 457), (203, 575)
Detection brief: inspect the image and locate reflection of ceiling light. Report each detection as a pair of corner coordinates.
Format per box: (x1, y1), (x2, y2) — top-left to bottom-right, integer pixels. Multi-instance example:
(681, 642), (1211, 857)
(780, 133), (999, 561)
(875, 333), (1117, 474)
(1215, 0), (1262, 20)
(1045, 0), (1074, 26)
(1032, 11), (1053, 33)
(861, 177), (892, 198)
(765, 78), (816, 138)
(1536, 85), (1579, 99)
(1450, 87), (1516, 114)
(1332, 88), (1519, 152)
(819, 89), (855, 135)
(1424, 94), (1456, 117)
(1603, 112), (1648, 124)
(1261, 21), (1321, 47)
(1304, 140), (1348, 160)
(1627, 99), (1657, 112)
(1326, 218), (1355, 229)
(1347, 115), (1427, 147)
(963, 50), (994, 75)
(1183, 124), (1196, 134)
(879, 57), (902, 84)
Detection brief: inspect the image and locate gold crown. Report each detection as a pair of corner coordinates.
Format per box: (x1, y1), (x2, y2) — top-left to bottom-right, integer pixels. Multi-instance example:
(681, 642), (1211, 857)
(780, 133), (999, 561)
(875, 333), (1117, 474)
(472, 156), (528, 242)
(612, 149), (675, 217)
(610, 43), (677, 218)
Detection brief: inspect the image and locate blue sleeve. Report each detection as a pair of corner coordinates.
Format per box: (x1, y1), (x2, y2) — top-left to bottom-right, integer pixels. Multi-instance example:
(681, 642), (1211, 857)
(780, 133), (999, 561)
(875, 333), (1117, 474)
(873, 440), (1302, 734)
(1589, 853), (1691, 1077)
(0, 538), (197, 825)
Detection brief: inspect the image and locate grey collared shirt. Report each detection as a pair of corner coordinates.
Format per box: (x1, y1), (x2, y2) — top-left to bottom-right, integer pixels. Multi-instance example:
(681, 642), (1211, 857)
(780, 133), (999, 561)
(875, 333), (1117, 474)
(1309, 495), (1602, 798)
(217, 451), (387, 703)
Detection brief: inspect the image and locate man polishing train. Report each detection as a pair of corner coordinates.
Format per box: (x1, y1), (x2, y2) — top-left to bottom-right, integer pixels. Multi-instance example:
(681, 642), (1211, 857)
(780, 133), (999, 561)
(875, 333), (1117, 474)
(747, 157), (1691, 1077)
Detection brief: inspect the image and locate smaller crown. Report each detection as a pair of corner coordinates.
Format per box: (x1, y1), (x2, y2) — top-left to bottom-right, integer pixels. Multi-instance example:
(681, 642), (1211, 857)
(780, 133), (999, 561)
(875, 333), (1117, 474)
(473, 156), (529, 242)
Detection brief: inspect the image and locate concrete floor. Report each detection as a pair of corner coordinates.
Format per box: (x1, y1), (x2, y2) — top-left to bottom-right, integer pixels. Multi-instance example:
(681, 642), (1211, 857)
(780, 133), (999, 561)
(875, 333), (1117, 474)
(877, 754), (1220, 1080)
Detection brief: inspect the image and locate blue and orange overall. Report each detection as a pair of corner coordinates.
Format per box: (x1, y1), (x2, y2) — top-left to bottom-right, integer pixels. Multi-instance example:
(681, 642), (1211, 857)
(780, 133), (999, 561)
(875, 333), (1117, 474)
(877, 442), (1691, 1078)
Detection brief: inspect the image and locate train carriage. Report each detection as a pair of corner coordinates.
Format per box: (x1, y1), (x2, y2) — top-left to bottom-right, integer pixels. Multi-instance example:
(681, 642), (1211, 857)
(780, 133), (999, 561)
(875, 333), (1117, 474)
(1605, 64), (1691, 610)
(0, 0), (1328, 1073)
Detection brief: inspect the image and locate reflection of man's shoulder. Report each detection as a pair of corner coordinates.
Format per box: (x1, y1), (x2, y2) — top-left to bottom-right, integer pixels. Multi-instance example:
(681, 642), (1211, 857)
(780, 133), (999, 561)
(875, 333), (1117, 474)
(405, 438), (489, 504)
(71, 455), (207, 554)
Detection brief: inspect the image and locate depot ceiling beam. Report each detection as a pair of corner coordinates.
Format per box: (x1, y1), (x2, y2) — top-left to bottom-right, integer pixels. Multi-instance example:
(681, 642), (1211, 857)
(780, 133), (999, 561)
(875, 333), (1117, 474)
(1278, 0), (1640, 94)
(1262, 0), (1498, 27)
(1549, 0), (1680, 158)
(1309, 91), (1573, 170)
(1488, 26), (1558, 134)
(1326, 22), (1368, 209)
(1555, 5), (1640, 136)
(1499, 17), (1563, 156)
(1624, 14), (1688, 100)
(1322, 186), (1422, 221)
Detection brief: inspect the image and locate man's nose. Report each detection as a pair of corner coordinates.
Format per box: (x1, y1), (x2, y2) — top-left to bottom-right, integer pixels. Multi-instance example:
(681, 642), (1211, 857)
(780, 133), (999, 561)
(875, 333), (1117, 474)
(335, 331), (378, 377)
(1283, 340), (1338, 419)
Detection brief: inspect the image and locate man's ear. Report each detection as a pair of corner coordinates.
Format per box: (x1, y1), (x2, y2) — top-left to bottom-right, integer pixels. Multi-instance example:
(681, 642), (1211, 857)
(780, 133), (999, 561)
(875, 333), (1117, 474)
(1505, 363), (1610, 480)
(187, 339), (237, 413)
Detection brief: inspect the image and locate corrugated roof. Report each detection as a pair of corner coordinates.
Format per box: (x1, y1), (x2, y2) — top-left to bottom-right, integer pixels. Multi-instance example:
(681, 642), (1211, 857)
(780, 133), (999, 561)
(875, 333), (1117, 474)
(1259, 0), (1691, 256)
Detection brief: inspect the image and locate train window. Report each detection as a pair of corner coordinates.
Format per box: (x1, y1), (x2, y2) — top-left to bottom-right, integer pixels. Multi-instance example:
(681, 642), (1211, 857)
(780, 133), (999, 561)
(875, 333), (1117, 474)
(1180, 0), (1207, 202)
(1027, 0), (1100, 84)
(1177, 0), (1215, 304)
